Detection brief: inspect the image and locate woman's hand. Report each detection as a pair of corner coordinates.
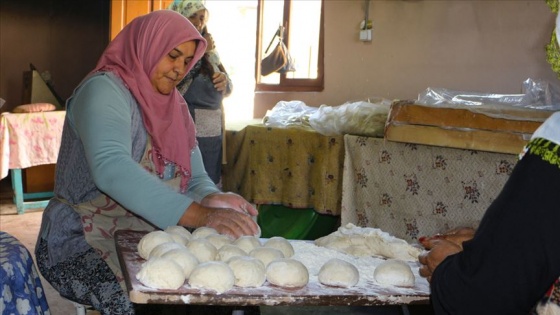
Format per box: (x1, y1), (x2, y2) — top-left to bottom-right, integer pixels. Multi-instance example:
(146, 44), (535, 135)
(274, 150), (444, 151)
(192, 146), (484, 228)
(178, 201), (259, 239)
(418, 238), (462, 282)
(212, 71), (228, 94)
(419, 226), (475, 250)
(417, 227), (475, 282)
(203, 32), (215, 52)
(201, 192), (258, 216)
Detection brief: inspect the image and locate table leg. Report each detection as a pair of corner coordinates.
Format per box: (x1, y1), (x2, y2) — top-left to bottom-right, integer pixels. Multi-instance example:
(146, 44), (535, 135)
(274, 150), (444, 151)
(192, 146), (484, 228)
(10, 169), (53, 214)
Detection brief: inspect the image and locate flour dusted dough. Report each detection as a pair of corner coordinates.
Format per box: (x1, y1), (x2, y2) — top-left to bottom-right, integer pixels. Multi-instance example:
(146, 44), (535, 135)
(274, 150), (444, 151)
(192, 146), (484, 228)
(373, 259), (415, 287)
(263, 236), (294, 258)
(161, 248), (200, 278)
(318, 258), (359, 288)
(217, 244), (247, 262)
(136, 257), (185, 290)
(266, 258), (309, 288)
(186, 238), (218, 263)
(165, 225), (192, 245)
(228, 256), (266, 288)
(137, 231), (175, 260)
(233, 235), (261, 253)
(314, 223), (421, 261)
(249, 247), (284, 267)
(189, 261), (235, 294)
(206, 234), (233, 250)
(148, 242), (185, 259)
(192, 227), (219, 239)
(164, 225), (192, 240)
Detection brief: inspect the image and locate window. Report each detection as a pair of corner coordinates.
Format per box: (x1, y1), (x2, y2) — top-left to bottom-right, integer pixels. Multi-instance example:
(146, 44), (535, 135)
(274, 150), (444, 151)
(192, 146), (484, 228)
(256, 0), (324, 92)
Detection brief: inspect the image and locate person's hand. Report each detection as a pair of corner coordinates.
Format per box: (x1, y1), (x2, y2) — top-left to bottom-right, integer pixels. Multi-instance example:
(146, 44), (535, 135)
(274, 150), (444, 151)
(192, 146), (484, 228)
(419, 226), (475, 249)
(212, 71), (228, 94)
(418, 238), (462, 282)
(179, 201), (259, 239)
(203, 32), (215, 52)
(201, 192), (258, 217)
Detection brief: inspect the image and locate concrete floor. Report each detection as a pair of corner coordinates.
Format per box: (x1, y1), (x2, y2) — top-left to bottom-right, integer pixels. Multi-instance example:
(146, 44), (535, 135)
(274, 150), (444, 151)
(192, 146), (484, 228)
(0, 178), (434, 315)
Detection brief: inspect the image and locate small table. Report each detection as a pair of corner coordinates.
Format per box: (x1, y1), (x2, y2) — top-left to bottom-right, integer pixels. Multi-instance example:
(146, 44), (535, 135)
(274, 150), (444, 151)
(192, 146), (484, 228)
(116, 230), (430, 307)
(0, 111), (65, 213)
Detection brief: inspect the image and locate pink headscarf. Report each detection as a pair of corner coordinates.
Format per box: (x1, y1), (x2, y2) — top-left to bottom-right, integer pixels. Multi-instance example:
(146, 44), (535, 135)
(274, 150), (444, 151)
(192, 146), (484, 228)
(91, 10), (207, 191)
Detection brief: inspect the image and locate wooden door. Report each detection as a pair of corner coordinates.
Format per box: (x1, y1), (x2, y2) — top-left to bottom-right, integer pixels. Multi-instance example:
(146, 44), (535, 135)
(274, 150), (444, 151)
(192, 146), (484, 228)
(110, 0), (175, 40)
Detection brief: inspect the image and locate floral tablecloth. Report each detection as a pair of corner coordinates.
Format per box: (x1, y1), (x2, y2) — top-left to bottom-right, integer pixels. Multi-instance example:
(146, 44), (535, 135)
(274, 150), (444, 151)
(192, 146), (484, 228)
(0, 231), (50, 314)
(341, 135), (519, 242)
(0, 111), (65, 179)
(223, 124), (345, 215)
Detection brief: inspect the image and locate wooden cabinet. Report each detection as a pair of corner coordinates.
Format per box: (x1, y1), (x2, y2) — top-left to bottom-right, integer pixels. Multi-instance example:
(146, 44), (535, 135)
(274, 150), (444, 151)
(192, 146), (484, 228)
(110, 0), (174, 40)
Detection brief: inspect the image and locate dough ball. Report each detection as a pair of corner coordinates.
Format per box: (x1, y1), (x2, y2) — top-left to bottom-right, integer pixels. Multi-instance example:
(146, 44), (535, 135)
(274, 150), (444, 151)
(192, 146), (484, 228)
(227, 256), (266, 288)
(171, 234), (190, 247)
(189, 261), (235, 294)
(186, 238), (218, 263)
(263, 236), (294, 258)
(192, 227), (219, 239)
(251, 215), (262, 238)
(149, 242), (185, 259)
(136, 257), (185, 290)
(161, 248), (200, 279)
(164, 225), (192, 240)
(266, 258), (309, 288)
(373, 259), (415, 287)
(318, 258), (359, 288)
(217, 244), (248, 262)
(233, 235), (261, 253)
(249, 247), (284, 267)
(206, 234), (233, 250)
(137, 231), (175, 260)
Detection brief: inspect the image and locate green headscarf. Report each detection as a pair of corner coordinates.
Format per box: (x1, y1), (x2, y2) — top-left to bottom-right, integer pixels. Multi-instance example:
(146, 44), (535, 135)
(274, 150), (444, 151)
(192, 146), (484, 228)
(168, 0), (206, 19)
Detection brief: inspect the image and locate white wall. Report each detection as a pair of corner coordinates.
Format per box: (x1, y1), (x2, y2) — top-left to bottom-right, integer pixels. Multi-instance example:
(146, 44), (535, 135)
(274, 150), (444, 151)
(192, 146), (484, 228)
(254, 0), (558, 117)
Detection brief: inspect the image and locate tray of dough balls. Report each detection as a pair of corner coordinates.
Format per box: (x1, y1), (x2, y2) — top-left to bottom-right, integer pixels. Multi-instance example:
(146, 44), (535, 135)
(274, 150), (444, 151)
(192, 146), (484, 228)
(115, 223), (430, 306)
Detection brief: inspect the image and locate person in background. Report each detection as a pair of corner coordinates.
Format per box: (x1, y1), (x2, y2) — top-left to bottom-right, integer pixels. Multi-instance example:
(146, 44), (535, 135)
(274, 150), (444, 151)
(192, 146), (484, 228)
(169, 0), (233, 185)
(418, 106), (560, 312)
(35, 10), (258, 315)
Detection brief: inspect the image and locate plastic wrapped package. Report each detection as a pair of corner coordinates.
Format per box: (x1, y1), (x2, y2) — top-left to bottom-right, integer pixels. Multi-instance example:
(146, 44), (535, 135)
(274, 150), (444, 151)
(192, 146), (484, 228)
(417, 78), (560, 121)
(308, 98), (392, 137)
(262, 100), (317, 128)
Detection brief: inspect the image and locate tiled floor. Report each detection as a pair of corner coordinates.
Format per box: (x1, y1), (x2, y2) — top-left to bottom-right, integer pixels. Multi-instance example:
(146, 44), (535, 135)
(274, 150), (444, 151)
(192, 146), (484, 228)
(0, 177), (434, 315)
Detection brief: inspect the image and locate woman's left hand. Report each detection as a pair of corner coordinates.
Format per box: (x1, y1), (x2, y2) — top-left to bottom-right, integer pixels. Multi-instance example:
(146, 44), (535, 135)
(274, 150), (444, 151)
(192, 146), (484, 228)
(212, 72), (228, 94)
(418, 238), (462, 282)
(201, 192), (258, 216)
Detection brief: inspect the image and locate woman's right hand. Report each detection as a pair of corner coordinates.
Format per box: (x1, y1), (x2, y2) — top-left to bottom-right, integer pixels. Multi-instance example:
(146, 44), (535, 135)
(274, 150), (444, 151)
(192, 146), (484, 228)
(419, 226), (475, 249)
(203, 32), (215, 52)
(178, 203), (259, 239)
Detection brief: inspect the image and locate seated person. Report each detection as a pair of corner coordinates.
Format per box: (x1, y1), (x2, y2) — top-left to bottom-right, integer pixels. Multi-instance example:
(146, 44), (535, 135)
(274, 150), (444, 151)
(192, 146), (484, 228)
(418, 110), (560, 314)
(35, 10), (258, 315)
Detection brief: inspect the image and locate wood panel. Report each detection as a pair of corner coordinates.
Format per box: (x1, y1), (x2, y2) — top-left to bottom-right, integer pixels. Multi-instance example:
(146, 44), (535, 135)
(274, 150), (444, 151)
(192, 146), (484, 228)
(110, 0), (175, 40)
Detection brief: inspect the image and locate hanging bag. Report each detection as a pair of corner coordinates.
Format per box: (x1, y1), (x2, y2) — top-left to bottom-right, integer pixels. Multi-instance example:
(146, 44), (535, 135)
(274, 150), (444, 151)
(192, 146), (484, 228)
(261, 26), (295, 76)
(261, 41), (287, 76)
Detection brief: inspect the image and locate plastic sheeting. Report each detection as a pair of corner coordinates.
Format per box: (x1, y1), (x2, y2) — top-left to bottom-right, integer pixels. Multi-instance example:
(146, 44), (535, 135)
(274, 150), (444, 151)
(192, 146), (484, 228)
(416, 78), (560, 121)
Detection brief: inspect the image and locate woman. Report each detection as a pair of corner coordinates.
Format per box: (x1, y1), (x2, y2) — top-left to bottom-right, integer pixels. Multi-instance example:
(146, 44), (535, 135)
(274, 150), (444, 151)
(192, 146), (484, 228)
(418, 110), (560, 314)
(169, 0), (233, 185)
(35, 10), (258, 315)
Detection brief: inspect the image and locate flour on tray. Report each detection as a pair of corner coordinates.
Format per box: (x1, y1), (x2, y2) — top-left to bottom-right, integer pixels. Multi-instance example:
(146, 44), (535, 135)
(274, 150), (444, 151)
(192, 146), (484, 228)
(291, 240), (429, 296)
(314, 223), (422, 261)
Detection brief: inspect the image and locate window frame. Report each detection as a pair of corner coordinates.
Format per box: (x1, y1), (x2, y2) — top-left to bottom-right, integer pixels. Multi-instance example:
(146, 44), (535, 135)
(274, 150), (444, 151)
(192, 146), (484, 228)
(255, 0), (325, 92)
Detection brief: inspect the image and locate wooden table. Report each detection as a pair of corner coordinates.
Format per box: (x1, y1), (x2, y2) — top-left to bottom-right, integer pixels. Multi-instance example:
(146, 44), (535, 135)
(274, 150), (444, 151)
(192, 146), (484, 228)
(116, 230), (430, 307)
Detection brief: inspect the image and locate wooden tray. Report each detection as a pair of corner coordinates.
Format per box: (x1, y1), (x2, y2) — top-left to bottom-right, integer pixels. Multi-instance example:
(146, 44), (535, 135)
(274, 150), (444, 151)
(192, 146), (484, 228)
(115, 230), (430, 306)
(384, 100), (553, 154)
